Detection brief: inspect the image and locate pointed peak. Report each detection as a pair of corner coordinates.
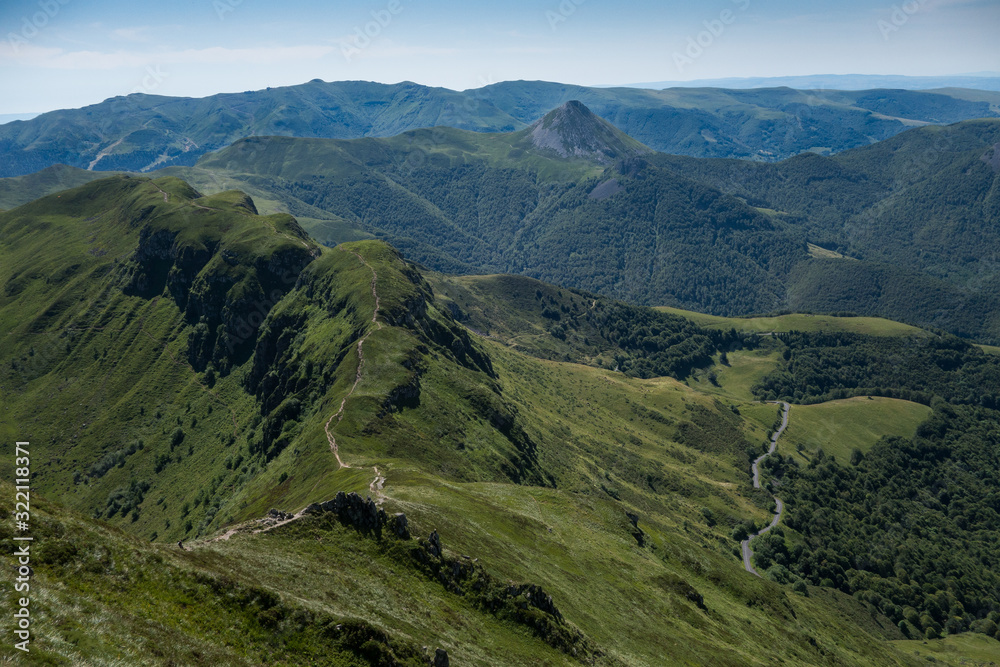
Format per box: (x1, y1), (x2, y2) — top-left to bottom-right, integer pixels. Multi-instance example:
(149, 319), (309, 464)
(521, 100), (652, 164)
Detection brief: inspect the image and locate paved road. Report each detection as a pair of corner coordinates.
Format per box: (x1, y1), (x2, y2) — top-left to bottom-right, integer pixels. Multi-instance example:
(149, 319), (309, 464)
(741, 401), (790, 577)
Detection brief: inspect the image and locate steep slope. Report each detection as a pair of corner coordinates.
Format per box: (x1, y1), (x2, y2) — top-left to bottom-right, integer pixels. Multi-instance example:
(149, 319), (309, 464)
(4, 79), (1000, 176)
(2, 176), (975, 664)
(654, 118), (1000, 340)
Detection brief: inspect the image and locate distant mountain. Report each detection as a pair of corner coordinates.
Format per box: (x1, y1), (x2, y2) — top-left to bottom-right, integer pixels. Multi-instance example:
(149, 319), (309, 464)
(514, 100), (653, 163)
(619, 73), (1000, 91)
(5, 102), (1000, 340)
(163, 102), (807, 315)
(2, 79), (1000, 176)
(149, 106), (1000, 341)
(654, 119), (1000, 339)
(0, 112), (40, 124)
(0, 80), (523, 177)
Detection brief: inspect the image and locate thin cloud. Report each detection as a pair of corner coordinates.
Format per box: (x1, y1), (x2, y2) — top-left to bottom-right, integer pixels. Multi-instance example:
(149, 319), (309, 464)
(112, 26), (151, 42)
(2, 45), (337, 70)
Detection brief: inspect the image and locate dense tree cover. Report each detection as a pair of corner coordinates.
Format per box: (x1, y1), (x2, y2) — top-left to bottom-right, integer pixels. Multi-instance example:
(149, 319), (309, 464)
(656, 121), (1000, 341)
(586, 302), (739, 379)
(184, 115), (1000, 341)
(786, 259), (1000, 342)
(753, 331), (1000, 407)
(759, 405), (1000, 640)
(263, 152), (805, 316)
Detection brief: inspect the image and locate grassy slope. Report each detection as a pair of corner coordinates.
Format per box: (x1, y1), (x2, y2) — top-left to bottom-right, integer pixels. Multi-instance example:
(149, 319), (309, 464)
(779, 397), (932, 464)
(890, 634), (1000, 666)
(0, 176), (321, 542)
(0, 482), (432, 666)
(657, 307), (926, 337)
(0, 164), (109, 210)
(0, 180), (976, 665)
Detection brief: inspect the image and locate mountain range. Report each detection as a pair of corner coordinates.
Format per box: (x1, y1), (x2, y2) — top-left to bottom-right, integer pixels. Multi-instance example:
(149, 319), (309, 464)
(149, 101), (1000, 343)
(4, 99), (1000, 343)
(2, 78), (1000, 177)
(620, 73), (1000, 91)
(3, 79), (1000, 664)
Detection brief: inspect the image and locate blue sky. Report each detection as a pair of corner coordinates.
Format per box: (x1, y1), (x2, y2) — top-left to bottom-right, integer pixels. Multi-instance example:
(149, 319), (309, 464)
(1, 0), (998, 114)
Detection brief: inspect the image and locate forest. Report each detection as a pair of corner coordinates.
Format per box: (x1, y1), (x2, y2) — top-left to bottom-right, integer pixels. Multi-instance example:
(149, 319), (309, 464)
(758, 404), (1000, 641)
(752, 330), (1000, 407)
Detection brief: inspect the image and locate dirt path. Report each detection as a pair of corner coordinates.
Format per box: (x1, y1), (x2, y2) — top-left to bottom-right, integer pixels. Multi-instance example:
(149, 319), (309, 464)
(207, 506), (310, 543)
(202, 246), (387, 544)
(369, 465), (386, 505)
(741, 401), (790, 577)
(323, 248), (383, 469)
(149, 181), (170, 202)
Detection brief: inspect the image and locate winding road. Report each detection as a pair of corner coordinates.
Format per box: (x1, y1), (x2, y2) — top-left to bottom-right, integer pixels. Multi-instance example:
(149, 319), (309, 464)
(741, 401), (790, 576)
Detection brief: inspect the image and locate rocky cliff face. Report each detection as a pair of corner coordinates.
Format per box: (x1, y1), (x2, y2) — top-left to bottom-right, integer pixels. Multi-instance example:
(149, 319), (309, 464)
(121, 212), (317, 374)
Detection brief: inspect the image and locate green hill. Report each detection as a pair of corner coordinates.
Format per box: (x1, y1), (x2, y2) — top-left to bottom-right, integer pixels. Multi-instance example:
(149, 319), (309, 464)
(6, 108), (998, 343)
(163, 101), (804, 317)
(655, 119), (1000, 340)
(3, 79), (1000, 177)
(9, 176), (1000, 663)
(0, 163), (109, 211)
(167, 112), (1000, 342)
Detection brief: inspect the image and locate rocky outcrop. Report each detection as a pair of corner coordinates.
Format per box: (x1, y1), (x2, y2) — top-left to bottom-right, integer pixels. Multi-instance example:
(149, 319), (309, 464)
(120, 214), (317, 374)
(120, 226), (178, 297)
(267, 508), (294, 521)
(521, 100), (653, 165)
(626, 511), (645, 547)
(304, 491), (389, 536)
(389, 512), (409, 539)
(296, 498), (598, 661)
(412, 529), (600, 662)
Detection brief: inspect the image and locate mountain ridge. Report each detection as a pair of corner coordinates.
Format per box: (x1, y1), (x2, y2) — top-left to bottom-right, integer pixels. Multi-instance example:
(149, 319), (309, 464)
(4, 173), (1000, 663)
(3, 79), (1000, 176)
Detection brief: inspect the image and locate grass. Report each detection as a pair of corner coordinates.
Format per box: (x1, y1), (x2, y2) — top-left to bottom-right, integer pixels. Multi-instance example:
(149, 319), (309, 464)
(685, 348), (783, 402)
(657, 307), (927, 337)
(779, 397), (932, 464)
(890, 634), (1000, 666)
(807, 242), (856, 260)
(0, 176), (961, 665)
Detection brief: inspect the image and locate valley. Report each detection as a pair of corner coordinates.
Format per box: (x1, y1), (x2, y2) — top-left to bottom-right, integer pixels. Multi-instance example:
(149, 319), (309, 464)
(1, 69), (1000, 665)
(1, 170), (999, 663)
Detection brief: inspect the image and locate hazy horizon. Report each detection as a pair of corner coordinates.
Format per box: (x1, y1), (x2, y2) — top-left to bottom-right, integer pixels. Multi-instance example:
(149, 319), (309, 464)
(2, 0), (999, 115)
